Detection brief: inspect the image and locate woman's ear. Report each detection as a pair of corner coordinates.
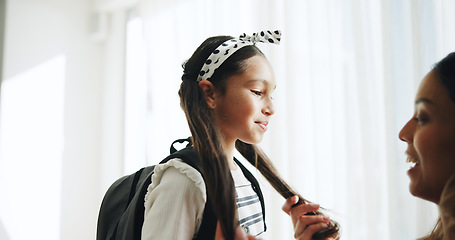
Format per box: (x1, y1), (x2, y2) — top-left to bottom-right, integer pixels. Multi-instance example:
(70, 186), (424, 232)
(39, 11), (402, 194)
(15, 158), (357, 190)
(198, 80), (217, 109)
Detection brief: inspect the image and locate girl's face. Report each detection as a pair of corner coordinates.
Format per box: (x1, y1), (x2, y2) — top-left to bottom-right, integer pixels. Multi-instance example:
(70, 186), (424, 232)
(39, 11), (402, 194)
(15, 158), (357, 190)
(213, 55), (276, 146)
(399, 69), (455, 204)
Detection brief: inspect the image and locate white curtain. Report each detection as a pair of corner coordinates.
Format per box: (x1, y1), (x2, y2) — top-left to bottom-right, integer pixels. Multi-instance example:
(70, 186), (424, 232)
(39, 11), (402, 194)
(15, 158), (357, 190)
(134, 0), (455, 239)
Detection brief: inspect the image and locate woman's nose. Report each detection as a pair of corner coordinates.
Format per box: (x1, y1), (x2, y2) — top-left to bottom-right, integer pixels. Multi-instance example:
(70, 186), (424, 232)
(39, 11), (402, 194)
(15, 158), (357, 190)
(399, 119), (415, 142)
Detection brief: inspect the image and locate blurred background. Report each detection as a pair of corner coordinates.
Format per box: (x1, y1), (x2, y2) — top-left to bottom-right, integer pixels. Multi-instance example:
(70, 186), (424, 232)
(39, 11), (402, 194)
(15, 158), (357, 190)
(1, 0), (454, 239)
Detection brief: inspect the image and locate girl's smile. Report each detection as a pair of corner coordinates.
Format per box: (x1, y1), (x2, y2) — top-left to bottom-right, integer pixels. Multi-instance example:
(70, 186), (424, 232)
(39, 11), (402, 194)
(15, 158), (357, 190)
(255, 121), (269, 132)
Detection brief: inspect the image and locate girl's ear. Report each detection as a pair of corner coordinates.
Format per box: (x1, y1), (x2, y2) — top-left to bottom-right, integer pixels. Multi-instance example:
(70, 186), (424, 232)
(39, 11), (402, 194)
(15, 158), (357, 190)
(198, 80), (217, 109)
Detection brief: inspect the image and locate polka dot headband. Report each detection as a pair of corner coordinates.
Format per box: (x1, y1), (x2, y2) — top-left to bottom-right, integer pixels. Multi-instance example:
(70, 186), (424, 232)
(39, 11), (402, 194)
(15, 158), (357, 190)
(196, 30), (282, 83)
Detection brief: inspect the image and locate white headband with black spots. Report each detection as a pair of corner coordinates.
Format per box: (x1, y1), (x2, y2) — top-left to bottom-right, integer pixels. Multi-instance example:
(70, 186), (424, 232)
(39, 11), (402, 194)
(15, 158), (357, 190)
(196, 30), (281, 83)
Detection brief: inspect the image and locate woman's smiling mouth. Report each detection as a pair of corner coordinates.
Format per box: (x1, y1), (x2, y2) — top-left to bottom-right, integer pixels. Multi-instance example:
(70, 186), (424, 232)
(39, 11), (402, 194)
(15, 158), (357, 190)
(406, 155), (421, 174)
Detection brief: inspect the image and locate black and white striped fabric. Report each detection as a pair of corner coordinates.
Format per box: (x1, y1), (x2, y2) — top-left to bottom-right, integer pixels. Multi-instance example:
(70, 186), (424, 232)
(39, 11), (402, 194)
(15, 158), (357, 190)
(196, 30), (281, 83)
(231, 167), (265, 237)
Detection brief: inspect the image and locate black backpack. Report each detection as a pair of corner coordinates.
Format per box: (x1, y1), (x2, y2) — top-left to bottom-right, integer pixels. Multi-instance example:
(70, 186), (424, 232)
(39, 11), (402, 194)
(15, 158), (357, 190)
(96, 138), (266, 240)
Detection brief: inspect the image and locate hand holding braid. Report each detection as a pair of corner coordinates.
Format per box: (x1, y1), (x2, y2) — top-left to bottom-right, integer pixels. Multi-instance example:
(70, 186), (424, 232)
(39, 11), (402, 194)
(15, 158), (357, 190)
(235, 141), (340, 240)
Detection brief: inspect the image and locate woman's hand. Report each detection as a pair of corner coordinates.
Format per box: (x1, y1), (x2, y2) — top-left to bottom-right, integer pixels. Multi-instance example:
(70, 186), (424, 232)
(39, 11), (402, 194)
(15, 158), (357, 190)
(282, 196), (331, 240)
(214, 222), (259, 240)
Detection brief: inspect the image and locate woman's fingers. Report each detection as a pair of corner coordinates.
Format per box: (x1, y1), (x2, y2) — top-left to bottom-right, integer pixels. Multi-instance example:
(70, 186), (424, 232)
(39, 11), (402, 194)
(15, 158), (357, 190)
(283, 196), (320, 217)
(283, 196), (323, 227)
(282, 195), (299, 215)
(289, 203), (321, 225)
(293, 214), (330, 237)
(294, 221), (329, 240)
(283, 197), (332, 240)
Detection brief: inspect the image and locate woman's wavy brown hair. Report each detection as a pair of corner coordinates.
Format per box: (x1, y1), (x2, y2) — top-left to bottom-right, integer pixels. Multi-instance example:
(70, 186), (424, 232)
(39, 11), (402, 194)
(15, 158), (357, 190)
(179, 35), (339, 240)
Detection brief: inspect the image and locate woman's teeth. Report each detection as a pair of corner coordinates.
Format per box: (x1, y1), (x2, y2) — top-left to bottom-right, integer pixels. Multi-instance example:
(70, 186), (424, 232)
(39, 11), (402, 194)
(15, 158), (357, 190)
(406, 156), (420, 165)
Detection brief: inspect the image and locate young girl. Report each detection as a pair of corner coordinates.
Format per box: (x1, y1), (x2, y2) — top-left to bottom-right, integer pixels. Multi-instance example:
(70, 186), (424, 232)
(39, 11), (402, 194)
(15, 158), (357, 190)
(141, 31), (339, 240)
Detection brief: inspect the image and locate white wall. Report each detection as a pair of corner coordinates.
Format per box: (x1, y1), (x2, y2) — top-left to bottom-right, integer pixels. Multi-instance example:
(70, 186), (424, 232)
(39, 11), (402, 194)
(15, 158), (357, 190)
(0, 0), (121, 239)
(0, 0), (4, 84)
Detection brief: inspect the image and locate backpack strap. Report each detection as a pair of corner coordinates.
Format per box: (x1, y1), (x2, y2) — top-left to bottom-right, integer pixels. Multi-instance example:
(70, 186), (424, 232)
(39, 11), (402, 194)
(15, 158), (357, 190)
(169, 139), (267, 235)
(169, 138), (192, 154)
(234, 158), (267, 231)
(162, 139), (217, 239)
(193, 198), (217, 240)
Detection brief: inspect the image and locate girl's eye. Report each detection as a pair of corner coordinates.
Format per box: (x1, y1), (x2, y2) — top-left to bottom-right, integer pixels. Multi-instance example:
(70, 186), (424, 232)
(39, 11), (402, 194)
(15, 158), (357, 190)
(251, 90), (263, 96)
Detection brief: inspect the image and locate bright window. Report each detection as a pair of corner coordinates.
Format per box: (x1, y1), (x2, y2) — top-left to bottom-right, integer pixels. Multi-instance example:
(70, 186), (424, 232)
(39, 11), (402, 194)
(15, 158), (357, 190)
(124, 12), (148, 174)
(0, 55), (65, 240)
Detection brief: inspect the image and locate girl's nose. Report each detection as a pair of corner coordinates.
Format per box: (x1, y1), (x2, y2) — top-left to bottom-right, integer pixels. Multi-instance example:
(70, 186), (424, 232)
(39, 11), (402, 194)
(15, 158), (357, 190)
(263, 99), (275, 116)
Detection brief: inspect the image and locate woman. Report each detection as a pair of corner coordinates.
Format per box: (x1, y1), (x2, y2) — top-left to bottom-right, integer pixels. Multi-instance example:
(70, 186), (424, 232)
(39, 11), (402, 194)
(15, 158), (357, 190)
(398, 52), (455, 239)
(282, 52), (455, 240)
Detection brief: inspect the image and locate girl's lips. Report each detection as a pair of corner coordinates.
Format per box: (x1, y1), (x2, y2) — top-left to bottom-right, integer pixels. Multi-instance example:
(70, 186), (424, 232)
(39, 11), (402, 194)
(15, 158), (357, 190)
(256, 121), (268, 131)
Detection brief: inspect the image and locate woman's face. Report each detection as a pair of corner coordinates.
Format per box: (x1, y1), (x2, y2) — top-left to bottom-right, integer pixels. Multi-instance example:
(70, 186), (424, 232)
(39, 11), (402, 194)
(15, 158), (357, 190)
(213, 55), (276, 146)
(399, 69), (455, 204)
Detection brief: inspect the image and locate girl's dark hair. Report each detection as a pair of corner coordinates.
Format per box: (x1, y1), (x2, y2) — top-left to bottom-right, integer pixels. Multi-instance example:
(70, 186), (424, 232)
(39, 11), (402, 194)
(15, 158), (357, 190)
(434, 52), (455, 103)
(179, 36), (339, 240)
